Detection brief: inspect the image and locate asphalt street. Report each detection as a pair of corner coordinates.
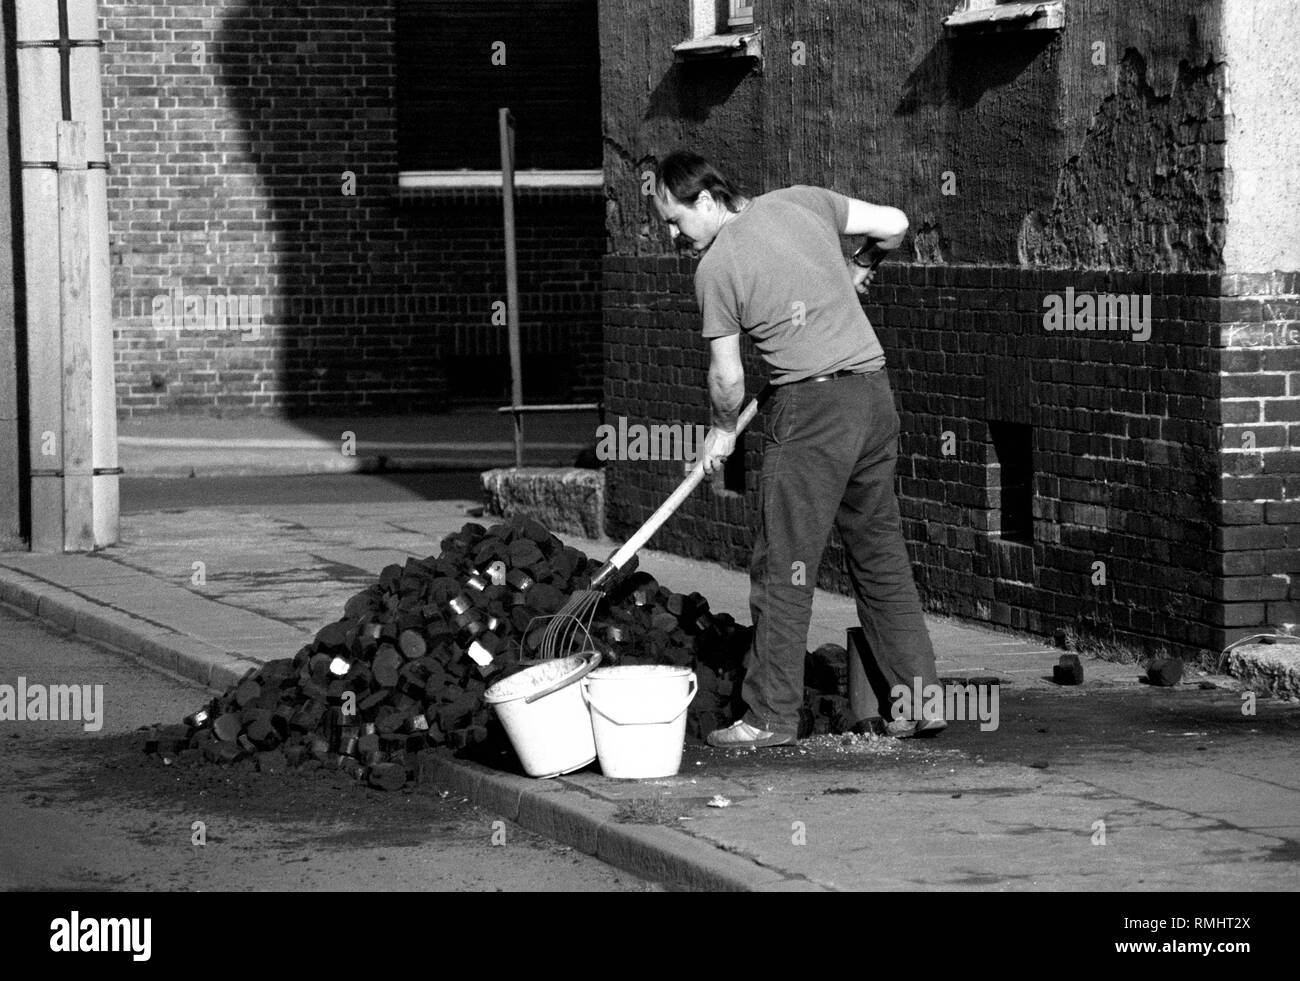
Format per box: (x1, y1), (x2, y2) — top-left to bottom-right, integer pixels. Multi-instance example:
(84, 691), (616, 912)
(0, 604), (651, 891)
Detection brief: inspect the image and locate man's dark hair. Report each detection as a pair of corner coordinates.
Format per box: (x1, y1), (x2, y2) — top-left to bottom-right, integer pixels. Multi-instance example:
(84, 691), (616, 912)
(655, 150), (748, 212)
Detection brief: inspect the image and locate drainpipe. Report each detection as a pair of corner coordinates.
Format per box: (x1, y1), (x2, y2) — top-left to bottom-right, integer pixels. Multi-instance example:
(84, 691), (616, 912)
(15, 0), (117, 550)
(0, 6), (22, 548)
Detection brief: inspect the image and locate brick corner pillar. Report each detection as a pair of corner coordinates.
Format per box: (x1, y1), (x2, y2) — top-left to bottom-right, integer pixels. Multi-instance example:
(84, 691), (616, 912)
(1214, 277), (1300, 650)
(1209, 4), (1300, 649)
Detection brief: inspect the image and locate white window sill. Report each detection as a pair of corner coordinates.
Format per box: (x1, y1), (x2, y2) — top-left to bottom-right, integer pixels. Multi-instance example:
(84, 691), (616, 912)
(944, 1), (1064, 33)
(673, 28), (762, 61)
(398, 170), (603, 190)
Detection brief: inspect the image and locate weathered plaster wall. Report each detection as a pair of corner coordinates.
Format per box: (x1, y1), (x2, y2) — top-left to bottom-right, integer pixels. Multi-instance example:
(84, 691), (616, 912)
(1020, 50), (1227, 270)
(599, 0), (764, 256)
(600, 0), (1225, 269)
(1222, 0), (1300, 272)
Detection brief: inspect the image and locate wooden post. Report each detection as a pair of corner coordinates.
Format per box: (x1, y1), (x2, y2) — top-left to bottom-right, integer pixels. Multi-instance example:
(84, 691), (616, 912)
(499, 108), (523, 469)
(57, 121), (93, 551)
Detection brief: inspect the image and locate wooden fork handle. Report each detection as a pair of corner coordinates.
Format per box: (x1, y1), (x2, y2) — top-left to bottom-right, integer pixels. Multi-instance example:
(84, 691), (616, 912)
(603, 391), (765, 574)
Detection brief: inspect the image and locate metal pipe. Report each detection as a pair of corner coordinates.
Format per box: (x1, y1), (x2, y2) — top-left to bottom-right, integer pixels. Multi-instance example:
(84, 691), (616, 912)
(499, 108), (523, 469)
(0, 7), (22, 547)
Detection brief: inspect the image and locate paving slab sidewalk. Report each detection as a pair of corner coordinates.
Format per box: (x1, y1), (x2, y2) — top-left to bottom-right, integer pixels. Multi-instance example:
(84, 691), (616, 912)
(1, 500), (1296, 891)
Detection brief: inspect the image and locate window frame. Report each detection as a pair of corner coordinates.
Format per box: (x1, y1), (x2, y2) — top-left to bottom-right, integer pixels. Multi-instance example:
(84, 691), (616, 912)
(727, 1), (754, 29)
(677, 0), (762, 60)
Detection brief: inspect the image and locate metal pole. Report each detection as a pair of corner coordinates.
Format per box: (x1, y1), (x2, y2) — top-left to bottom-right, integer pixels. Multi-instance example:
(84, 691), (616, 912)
(499, 108), (523, 469)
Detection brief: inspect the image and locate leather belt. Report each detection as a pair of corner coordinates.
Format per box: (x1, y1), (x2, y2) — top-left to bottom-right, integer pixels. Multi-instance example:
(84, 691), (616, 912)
(804, 369), (865, 384)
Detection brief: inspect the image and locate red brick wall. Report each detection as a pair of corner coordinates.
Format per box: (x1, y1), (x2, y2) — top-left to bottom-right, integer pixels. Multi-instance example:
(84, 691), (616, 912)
(100, 0), (601, 416)
(604, 259), (1300, 662)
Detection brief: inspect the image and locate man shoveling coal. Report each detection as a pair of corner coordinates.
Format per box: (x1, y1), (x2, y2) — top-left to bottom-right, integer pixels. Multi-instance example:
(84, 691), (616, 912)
(651, 150), (945, 747)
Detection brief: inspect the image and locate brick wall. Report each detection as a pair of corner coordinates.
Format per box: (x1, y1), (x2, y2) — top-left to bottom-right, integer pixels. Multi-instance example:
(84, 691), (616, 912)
(605, 258), (1300, 661)
(1215, 272), (1300, 643)
(100, 0), (601, 416)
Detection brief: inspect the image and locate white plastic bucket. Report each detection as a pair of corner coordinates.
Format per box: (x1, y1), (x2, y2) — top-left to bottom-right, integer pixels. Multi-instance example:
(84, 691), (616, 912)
(582, 665), (698, 779)
(484, 654), (600, 778)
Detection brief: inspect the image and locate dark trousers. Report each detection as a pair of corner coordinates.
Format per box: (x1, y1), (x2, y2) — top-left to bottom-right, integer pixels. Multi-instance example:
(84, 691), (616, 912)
(741, 369), (939, 734)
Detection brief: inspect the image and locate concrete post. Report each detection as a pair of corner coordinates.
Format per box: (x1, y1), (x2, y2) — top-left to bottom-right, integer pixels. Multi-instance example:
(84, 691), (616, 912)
(15, 0), (117, 551)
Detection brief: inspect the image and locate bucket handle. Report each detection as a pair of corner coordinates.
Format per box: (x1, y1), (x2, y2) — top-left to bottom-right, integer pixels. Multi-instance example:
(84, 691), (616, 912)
(581, 673), (698, 726)
(523, 652), (602, 705)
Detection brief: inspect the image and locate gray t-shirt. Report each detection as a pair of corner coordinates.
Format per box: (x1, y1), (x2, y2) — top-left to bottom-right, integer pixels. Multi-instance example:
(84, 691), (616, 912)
(694, 185), (887, 384)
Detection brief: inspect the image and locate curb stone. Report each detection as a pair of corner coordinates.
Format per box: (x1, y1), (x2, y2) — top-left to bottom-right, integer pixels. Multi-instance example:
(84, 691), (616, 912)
(418, 755), (824, 891)
(0, 568), (256, 687)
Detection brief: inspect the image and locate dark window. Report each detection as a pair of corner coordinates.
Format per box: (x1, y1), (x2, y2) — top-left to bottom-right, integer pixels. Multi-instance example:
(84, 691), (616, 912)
(988, 422), (1033, 543)
(395, 0), (601, 171)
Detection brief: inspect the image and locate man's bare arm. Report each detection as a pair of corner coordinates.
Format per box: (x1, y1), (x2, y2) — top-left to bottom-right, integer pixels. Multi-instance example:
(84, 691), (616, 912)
(708, 334), (745, 431)
(843, 199), (908, 293)
(842, 199), (909, 248)
(697, 334), (744, 476)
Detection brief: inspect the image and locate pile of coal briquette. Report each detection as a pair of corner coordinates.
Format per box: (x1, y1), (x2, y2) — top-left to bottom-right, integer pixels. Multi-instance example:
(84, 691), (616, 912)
(148, 516), (860, 789)
(149, 514), (863, 789)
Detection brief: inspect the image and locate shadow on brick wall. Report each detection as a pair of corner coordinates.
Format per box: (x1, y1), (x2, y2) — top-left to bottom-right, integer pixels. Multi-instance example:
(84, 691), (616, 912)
(210, 1), (446, 419)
